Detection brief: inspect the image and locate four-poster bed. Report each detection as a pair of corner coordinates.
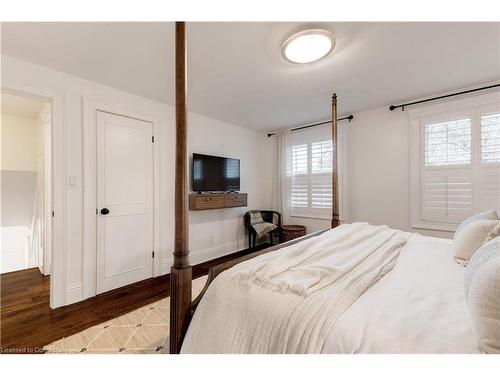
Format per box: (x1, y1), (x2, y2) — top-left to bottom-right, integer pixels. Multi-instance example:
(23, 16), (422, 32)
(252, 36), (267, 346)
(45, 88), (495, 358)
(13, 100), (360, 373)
(170, 22), (497, 354)
(170, 21), (192, 354)
(169, 21), (341, 353)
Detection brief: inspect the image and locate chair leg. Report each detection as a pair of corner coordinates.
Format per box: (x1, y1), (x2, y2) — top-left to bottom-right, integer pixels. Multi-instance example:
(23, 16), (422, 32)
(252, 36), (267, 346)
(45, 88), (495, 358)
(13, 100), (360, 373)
(248, 232), (252, 249)
(270, 232), (274, 246)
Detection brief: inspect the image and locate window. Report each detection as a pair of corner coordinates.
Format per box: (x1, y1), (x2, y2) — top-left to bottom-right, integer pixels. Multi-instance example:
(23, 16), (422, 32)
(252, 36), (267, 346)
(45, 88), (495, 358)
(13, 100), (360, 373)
(481, 113), (500, 164)
(424, 118), (471, 167)
(288, 130), (334, 219)
(410, 92), (500, 231)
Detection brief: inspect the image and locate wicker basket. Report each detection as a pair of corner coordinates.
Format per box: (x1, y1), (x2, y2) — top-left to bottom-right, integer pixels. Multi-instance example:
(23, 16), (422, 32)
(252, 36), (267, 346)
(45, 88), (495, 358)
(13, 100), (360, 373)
(281, 224), (306, 242)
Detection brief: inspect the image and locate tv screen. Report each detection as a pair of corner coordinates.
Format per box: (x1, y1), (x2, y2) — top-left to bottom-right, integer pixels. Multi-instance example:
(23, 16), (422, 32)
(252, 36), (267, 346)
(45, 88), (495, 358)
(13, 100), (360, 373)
(192, 153), (240, 192)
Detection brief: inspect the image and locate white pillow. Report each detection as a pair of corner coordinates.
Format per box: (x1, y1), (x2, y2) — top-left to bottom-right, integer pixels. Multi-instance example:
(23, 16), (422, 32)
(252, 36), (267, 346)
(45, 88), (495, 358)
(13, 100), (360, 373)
(455, 210), (499, 239)
(454, 219), (499, 266)
(464, 236), (500, 353)
(483, 221), (500, 244)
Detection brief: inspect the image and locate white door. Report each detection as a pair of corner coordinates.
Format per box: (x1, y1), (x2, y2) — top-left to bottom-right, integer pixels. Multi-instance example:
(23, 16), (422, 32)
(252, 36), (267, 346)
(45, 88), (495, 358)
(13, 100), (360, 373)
(96, 111), (154, 294)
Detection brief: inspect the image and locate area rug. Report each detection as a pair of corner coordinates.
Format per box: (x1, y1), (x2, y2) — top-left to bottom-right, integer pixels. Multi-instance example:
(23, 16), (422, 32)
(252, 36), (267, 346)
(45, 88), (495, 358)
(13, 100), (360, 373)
(44, 275), (208, 354)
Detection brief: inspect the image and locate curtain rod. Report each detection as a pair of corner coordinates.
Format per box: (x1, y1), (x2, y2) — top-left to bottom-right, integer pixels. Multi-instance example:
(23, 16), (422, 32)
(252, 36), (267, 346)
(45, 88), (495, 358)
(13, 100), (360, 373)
(267, 115), (353, 137)
(389, 83), (500, 111)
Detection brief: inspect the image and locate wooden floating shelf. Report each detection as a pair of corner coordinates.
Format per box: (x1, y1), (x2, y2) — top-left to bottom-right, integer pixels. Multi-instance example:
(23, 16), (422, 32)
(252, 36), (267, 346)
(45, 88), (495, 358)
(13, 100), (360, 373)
(189, 192), (248, 211)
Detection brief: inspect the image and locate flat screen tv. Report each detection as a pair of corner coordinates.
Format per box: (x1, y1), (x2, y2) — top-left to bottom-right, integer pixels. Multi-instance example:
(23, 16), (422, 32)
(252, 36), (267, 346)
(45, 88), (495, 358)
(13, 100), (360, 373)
(192, 153), (240, 192)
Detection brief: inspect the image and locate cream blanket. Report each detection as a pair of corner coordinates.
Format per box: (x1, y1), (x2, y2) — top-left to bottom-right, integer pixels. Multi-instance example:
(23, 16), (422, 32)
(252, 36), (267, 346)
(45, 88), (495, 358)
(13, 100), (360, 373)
(181, 222), (412, 353)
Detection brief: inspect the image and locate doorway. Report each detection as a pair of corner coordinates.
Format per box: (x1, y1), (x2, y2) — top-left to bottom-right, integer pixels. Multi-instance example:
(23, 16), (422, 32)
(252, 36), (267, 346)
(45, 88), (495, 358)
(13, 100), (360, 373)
(95, 111), (154, 294)
(1, 92), (52, 276)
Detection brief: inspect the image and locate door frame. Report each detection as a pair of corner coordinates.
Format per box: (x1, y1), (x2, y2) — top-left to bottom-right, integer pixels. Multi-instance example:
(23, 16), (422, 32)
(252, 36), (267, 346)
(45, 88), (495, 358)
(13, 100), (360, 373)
(82, 98), (162, 299)
(1, 80), (65, 308)
(39, 104), (52, 276)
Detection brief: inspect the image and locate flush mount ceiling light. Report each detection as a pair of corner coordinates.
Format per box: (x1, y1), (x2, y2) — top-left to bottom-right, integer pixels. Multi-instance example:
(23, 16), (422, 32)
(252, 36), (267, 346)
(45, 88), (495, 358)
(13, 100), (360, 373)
(282, 29), (336, 64)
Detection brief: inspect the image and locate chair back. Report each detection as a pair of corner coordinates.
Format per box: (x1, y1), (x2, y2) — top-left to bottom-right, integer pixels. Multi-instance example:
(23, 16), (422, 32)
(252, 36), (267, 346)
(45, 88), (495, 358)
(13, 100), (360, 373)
(243, 210), (281, 228)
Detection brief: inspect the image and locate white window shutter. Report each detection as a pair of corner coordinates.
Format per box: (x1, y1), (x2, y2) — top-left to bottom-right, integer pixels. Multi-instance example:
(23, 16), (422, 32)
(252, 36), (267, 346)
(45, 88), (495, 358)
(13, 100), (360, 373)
(422, 117), (473, 224)
(291, 174), (309, 208)
(481, 113), (500, 164)
(424, 118), (471, 167)
(311, 173), (332, 208)
(311, 140), (333, 209)
(291, 144), (309, 209)
(288, 130), (333, 217)
(422, 169), (473, 223)
(478, 113), (500, 211)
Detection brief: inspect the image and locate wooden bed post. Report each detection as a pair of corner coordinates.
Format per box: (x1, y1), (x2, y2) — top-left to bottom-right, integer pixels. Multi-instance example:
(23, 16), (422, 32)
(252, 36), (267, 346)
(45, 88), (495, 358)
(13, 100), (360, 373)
(170, 21), (192, 354)
(331, 93), (340, 228)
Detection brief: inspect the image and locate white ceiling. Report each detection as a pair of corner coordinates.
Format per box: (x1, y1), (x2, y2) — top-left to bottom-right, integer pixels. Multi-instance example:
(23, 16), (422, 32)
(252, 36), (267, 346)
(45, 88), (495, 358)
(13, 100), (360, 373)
(1, 92), (47, 118)
(1, 22), (499, 131)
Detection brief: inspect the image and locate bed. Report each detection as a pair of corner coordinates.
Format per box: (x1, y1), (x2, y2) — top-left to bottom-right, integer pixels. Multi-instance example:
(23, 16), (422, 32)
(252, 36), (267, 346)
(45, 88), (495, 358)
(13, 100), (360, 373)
(323, 233), (478, 354)
(180, 224), (479, 354)
(169, 22), (495, 354)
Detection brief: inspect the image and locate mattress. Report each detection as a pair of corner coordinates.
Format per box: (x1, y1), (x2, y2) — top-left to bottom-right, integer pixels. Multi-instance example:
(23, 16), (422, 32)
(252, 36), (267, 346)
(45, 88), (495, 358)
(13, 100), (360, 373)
(322, 234), (480, 353)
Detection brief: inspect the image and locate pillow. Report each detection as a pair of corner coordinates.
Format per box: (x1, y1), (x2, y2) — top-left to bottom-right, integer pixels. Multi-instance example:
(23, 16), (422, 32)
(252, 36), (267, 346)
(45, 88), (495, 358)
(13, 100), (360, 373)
(455, 210), (499, 239)
(464, 236), (500, 353)
(484, 221), (500, 245)
(454, 220), (499, 266)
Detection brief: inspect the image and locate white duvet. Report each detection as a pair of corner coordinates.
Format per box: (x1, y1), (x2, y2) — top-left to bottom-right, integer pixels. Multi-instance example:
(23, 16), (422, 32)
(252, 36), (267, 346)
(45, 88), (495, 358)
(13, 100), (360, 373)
(181, 223), (479, 354)
(324, 234), (480, 353)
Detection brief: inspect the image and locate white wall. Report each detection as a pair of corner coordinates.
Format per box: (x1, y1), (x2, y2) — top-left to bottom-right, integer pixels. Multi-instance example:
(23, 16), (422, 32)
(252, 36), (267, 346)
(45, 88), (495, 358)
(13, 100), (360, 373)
(1, 55), (272, 306)
(188, 113), (272, 261)
(1, 113), (40, 171)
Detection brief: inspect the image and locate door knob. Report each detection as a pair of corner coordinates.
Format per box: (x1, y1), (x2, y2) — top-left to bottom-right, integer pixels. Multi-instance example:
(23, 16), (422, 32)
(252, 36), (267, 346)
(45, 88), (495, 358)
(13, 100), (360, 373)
(100, 208), (110, 215)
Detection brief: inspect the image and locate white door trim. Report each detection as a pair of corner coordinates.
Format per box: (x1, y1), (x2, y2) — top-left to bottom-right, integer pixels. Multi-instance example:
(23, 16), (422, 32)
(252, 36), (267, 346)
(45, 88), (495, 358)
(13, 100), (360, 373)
(82, 98), (162, 299)
(1, 80), (66, 308)
(40, 104), (52, 276)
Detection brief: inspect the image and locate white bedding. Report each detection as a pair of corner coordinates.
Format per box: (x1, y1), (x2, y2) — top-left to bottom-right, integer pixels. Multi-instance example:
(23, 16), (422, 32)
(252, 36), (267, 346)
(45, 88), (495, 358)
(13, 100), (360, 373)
(182, 224), (480, 354)
(324, 234), (480, 353)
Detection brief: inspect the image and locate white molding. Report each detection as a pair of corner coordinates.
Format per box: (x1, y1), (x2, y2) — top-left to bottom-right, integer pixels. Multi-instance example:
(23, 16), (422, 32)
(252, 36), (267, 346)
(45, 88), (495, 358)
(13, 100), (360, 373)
(160, 240), (242, 275)
(1, 79), (67, 309)
(82, 97), (163, 301)
(66, 282), (83, 305)
(289, 213), (331, 220)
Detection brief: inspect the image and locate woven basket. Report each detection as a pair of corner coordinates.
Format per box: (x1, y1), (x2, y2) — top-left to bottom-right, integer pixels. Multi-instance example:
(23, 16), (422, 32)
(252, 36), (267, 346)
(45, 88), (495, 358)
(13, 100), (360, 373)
(281, 224), (306, 242)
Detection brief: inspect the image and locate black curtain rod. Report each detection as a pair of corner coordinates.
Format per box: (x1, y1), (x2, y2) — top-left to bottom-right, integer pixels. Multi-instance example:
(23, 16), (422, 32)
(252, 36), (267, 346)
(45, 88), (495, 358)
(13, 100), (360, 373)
(389, 84), (500, 111)
(267, 115), (353, 137)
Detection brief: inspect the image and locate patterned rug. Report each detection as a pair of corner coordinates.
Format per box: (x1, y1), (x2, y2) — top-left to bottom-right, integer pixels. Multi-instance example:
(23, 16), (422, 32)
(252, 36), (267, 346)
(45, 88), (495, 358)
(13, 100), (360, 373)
(44, 275), (208, 354)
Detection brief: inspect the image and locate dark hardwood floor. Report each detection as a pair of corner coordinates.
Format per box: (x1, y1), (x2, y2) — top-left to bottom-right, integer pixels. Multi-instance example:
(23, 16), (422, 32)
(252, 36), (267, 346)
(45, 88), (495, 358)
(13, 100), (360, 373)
(0, 245), (267, 353)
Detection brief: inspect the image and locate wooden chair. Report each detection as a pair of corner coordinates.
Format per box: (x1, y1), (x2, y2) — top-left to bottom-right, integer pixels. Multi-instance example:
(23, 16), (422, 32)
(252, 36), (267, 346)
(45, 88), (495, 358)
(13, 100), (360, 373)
(243, 210), (282, 249)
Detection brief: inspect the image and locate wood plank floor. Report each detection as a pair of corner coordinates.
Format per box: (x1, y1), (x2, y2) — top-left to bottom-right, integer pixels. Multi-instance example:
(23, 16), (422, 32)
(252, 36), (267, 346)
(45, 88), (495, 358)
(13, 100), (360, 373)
(0, 245), (267, 353)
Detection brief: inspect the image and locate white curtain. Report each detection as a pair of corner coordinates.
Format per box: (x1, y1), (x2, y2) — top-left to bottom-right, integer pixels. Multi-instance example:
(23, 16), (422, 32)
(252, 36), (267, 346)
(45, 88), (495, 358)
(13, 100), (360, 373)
(270, 131), (291, 221)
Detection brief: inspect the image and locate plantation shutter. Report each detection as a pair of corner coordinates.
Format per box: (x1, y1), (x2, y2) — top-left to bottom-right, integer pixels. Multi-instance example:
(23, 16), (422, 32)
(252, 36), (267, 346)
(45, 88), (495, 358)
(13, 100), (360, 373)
(311, 141), (333, 209)
(478, 112), (500, 211)
(290, 143), (309, 208)
(422, 118), (474, 223)
(288, 126), (333, 218)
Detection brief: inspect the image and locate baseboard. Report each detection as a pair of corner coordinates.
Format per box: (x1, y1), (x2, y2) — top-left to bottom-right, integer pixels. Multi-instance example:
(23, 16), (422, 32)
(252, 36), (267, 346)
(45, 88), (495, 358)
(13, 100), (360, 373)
(66, 282), (83, 305)
(160, 239), (243, 275)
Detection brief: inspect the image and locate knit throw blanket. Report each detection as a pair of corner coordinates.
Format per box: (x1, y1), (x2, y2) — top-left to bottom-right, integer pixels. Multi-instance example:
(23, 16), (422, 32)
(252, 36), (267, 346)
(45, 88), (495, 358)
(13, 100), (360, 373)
(250, 210), (277, 239)
(181, 222), (412, 353)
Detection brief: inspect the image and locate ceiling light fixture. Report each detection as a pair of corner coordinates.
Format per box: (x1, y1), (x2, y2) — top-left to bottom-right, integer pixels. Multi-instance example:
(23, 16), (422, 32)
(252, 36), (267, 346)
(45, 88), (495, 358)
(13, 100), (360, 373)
(282, 29), (335, 64)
